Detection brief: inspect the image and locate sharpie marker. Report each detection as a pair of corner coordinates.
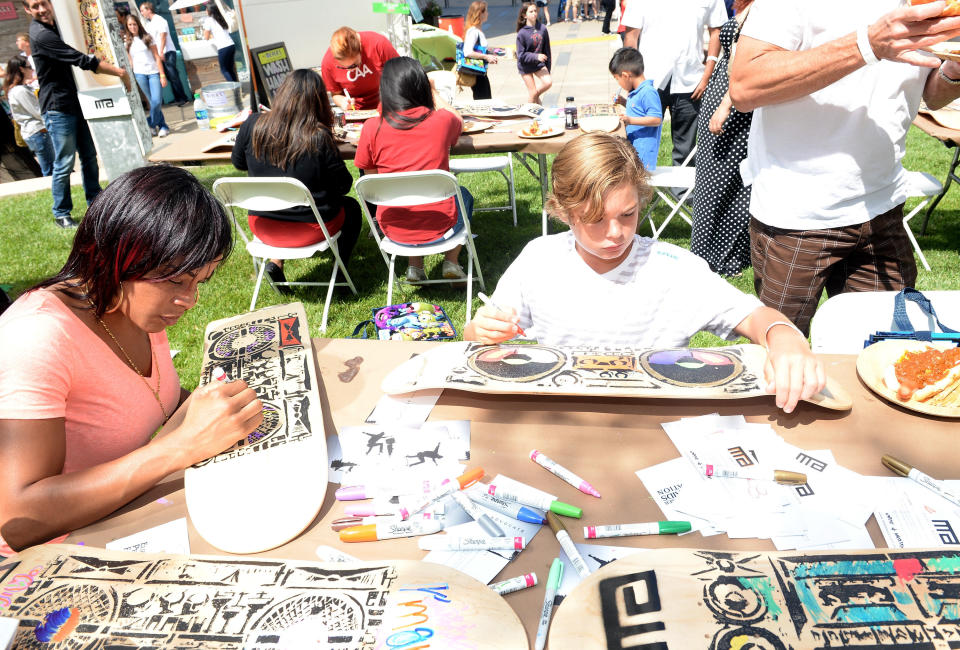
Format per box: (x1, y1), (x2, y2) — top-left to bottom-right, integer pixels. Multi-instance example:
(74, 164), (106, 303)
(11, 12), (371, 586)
(405, 467), (485, 518)
(477, 292), (527, 337)
(490, 572), (538, 596)
(336, 477), (449, 501)
(418, 535), (526, 552)
(451, 491), (505, 537)
(705, 465), (807, 485)
(547, 512), (590, 578)
(531, 450), (601, 498)
(883, 454), (960, 509)
(585, 521), (692, 539)
(535, 559), (563, 650)
(486, 484), (582, 519)
(339, 519), (443, 542)
(466, 488), (547, 525)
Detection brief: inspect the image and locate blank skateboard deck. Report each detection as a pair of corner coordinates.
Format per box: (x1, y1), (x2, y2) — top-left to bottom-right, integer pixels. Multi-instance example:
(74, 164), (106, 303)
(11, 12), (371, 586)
(382, 343), (852, 411)
(185, 303), (327, 554)
(551, 546), (960, 649)
(0, 543), (526, 649)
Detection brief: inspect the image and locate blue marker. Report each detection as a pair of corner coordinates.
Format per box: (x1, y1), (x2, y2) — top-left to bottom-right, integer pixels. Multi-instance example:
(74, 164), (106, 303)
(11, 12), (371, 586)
(467, 488), (547, 525)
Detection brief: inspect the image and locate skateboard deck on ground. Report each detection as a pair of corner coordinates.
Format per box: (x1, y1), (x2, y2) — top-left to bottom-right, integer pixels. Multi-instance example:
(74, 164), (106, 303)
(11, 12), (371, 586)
(551, 546), (960, 649)
(0, 543), (526, 649)
(185, 303), (327, 554)
(381, 343), (853, 411)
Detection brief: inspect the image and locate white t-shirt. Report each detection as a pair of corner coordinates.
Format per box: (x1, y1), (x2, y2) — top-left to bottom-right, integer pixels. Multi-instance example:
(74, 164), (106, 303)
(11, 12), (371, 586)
(128, 37), (159, 75)
(7, 85), (44, 139)
(203, 16), (235, 50)
(463, 26), (487, 57)
(741, 0), (930, 229)
(145, 14), (176, 55)
(490, 232), (761, 347)
(620, 0), (727, 92)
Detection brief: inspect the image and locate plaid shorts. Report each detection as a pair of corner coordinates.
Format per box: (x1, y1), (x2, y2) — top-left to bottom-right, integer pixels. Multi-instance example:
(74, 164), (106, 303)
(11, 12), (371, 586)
(750, 204), (917, 336)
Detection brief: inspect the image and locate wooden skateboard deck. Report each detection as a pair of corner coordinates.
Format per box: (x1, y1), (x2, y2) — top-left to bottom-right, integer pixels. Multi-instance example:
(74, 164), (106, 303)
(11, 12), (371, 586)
(0, 543), (526, 649)
(551, 546), (960, 649)
(185, 303), (327, 554)
(382, 343), (853, 411)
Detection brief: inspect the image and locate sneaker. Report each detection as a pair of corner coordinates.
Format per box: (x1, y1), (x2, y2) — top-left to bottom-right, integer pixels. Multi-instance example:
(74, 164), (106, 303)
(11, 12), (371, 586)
(405, 265), (427, 283)
(265, 261), (291, 294)
(54, 215), (78, 229)
(442, 260), (467, 281)
(158, 127), (169, 138)
(176, 100), (188, 107)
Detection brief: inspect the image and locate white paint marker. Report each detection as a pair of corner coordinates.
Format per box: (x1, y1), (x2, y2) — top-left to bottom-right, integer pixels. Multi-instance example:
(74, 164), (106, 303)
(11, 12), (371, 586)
(704, 465), (807, 485)
(490, 572), (538, 596)
(547, 512), (591, 578)
(535, 559), (563, 650)
(418, 535), (526, 552)
(883, 454), (960, 509)
(451, 491), (505, 537)
(584, 521), (692, 538)
(211, 366), (227, 382)
(486, 484), (583, 518)
(530, 449), (601, 498)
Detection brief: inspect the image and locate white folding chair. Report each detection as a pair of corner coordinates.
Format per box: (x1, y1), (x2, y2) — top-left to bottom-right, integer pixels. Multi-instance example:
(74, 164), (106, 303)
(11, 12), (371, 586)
(810, 290), (960, 354)
(354, 170), (485, 324)
(449, 155), (518, 226)
(902, 170), (942, 272)
(212, 177), (357, 332)
(641, 146), (696, 239)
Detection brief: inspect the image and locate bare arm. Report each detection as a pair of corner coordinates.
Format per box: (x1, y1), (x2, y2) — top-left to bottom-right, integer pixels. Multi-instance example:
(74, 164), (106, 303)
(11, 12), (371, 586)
(692, 27), (720, 101)
(923, 60), (960, 109)
(623, 26), (639, 50)
(0, 380), (262, 551)
(96, 59), (131, 91)
(150, 44), (167, 87)
(621, 115), (661, 127)
(730, 1), (960, 112)
(734, 306), (825, 414)
(331, 95), (349, 110)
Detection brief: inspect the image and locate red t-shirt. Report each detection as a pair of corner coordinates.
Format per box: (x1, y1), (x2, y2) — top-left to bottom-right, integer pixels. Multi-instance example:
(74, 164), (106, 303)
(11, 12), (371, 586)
(355, 107), (462, 243)
(320, 31), (398, 110)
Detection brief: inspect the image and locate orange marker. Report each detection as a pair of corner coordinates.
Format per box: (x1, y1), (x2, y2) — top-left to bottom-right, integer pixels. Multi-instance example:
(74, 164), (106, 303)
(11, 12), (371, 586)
(339, 519), (444, 542)
(403, 467), (485, 518)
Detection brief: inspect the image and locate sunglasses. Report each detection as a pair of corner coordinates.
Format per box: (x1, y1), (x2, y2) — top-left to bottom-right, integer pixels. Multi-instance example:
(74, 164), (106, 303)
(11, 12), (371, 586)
(336, 61), (361, 70)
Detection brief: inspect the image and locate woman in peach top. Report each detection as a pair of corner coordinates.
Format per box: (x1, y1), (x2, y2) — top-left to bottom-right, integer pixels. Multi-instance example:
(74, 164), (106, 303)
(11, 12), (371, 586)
(0, 165), (263, 552)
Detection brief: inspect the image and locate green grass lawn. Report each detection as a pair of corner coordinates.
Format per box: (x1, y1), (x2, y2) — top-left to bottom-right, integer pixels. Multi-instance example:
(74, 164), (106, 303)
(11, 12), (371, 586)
(3, 125), (959, 390)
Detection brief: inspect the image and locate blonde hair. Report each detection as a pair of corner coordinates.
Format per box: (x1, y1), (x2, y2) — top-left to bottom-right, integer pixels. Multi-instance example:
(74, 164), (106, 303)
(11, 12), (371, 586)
(330, 27), (361, 59)
(465, 1), (487, 30)
(546, 133), (652, 224)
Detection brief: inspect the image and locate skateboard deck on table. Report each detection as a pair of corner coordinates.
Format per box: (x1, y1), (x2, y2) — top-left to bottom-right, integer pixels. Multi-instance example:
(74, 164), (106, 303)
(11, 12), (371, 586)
(0, 544), (526, 649)
(185, 303), (327, 554)
(551, 546), (960, 649)
(381, 343), (853, 411)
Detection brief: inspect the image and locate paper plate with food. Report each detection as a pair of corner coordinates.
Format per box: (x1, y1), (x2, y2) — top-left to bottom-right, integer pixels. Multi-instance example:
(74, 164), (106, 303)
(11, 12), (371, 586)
(517, 120), (562, 139)
(856, 339), (960, 417)
(345, 109), (379, 121)
(462, 118), (494, 134)
(341, 122), (363, 139)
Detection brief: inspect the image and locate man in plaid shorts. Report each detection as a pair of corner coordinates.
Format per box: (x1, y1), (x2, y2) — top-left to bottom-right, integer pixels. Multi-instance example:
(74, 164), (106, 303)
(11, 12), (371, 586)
(730, 0), (960, 335)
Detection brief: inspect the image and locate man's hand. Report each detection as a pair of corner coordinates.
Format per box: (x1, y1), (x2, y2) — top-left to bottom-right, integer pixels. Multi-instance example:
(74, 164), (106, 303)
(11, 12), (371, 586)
(869, 1), (960, 67)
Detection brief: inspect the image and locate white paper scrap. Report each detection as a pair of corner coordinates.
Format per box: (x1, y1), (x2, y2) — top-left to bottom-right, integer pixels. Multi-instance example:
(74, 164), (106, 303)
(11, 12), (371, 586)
(106, 518), (190, 554)
(366, 389), (442, 425)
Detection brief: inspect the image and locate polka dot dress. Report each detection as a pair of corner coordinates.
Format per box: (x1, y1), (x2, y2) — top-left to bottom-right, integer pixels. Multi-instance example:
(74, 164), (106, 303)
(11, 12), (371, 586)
(692, 16), (752, 277)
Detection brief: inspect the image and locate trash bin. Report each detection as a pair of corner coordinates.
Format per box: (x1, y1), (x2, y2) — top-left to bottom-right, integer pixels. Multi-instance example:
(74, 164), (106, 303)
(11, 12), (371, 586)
(438, 14), (464, 39)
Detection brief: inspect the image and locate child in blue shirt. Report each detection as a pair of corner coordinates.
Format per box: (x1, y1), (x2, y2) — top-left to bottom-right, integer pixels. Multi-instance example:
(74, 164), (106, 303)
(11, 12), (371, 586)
(609, 48), (662, 170)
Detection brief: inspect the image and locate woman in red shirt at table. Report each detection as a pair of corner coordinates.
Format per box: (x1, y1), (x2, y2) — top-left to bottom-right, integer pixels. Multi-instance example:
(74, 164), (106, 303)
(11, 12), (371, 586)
(232, 69), (361, 290)
(320, 26), (399, 111)
(354, 56), (473, 283)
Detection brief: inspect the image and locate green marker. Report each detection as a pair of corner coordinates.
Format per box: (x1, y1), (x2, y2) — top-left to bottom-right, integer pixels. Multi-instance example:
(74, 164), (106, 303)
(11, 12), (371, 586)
(486, 484), (583, 518)
(584, 521), (692, 538)
(535, 558), (564, 650)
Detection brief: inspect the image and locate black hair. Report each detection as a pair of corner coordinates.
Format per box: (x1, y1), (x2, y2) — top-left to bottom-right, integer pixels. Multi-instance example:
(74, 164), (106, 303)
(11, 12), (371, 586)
(206, 3), (228, 30)
(379, 56), (434, 131)
(33, 164), (234, 317)
(609, 47), (644, 77)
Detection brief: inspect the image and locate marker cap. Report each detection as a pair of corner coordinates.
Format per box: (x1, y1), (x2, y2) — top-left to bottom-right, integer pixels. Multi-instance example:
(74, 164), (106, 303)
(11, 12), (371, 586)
(659, 521), (692, 534)
(335, 485), (368, 501)
(773, 470), (807, 485)
(882, 454), (911, 477)
(457, 467), (485, 489)
(338, 525), (378, 542)
(549, 500), (583, 519)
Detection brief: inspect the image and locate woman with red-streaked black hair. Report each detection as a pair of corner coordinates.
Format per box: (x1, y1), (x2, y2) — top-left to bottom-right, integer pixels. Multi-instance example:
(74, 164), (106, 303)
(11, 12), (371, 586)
(0, 164), (263, 553)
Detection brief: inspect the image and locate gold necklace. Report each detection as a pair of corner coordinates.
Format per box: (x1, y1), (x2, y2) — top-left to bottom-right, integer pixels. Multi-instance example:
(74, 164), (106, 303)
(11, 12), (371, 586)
(89, 304), (168, 422)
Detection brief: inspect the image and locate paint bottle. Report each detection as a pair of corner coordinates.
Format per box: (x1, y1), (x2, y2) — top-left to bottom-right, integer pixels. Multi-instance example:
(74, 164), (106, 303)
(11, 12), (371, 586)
(564, 96), (578, 130)
(194, 93), (210, 130)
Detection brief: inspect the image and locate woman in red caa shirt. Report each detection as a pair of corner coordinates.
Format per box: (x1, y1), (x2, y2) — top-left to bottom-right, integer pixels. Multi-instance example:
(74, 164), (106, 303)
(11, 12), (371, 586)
(320, 27), (399, 111)
(354, 57), (473, 283)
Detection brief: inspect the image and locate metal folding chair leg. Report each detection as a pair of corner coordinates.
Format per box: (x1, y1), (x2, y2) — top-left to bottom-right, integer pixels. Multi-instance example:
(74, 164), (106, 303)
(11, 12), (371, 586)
(903, 200), (932, 272)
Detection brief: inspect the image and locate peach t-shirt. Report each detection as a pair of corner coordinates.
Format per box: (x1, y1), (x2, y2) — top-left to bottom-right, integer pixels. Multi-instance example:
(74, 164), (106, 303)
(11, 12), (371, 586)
(0, 290), (180, 474)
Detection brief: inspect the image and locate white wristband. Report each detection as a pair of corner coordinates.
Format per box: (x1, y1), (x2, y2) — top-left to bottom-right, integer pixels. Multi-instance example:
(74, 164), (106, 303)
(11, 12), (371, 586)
(706, 55), (720, 63)
(763, 320), (804, 349)
(856, 24), (879, 66)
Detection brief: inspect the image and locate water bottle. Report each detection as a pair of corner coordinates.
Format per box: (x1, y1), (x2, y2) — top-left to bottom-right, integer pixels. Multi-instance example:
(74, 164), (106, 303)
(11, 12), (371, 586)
(564, 96), (578, 130)
(194, 92), (210, 130)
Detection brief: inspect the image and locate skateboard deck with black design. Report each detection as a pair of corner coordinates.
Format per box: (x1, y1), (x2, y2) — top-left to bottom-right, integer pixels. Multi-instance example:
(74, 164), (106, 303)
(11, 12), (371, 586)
(185, 303), (327, 554)
(381, 343), (852, 410)
(0, 543), (527, 649)
(551, 546), (960, 649)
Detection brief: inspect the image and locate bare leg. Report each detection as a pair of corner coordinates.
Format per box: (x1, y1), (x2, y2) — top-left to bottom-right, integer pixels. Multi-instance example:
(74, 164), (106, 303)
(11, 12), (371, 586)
(521, 72), (540, 104)
(532, 68), (553, 104)
(541, 5), (551, 25)
(443, 246), (463, 264)
(408, 255), (424, 269)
